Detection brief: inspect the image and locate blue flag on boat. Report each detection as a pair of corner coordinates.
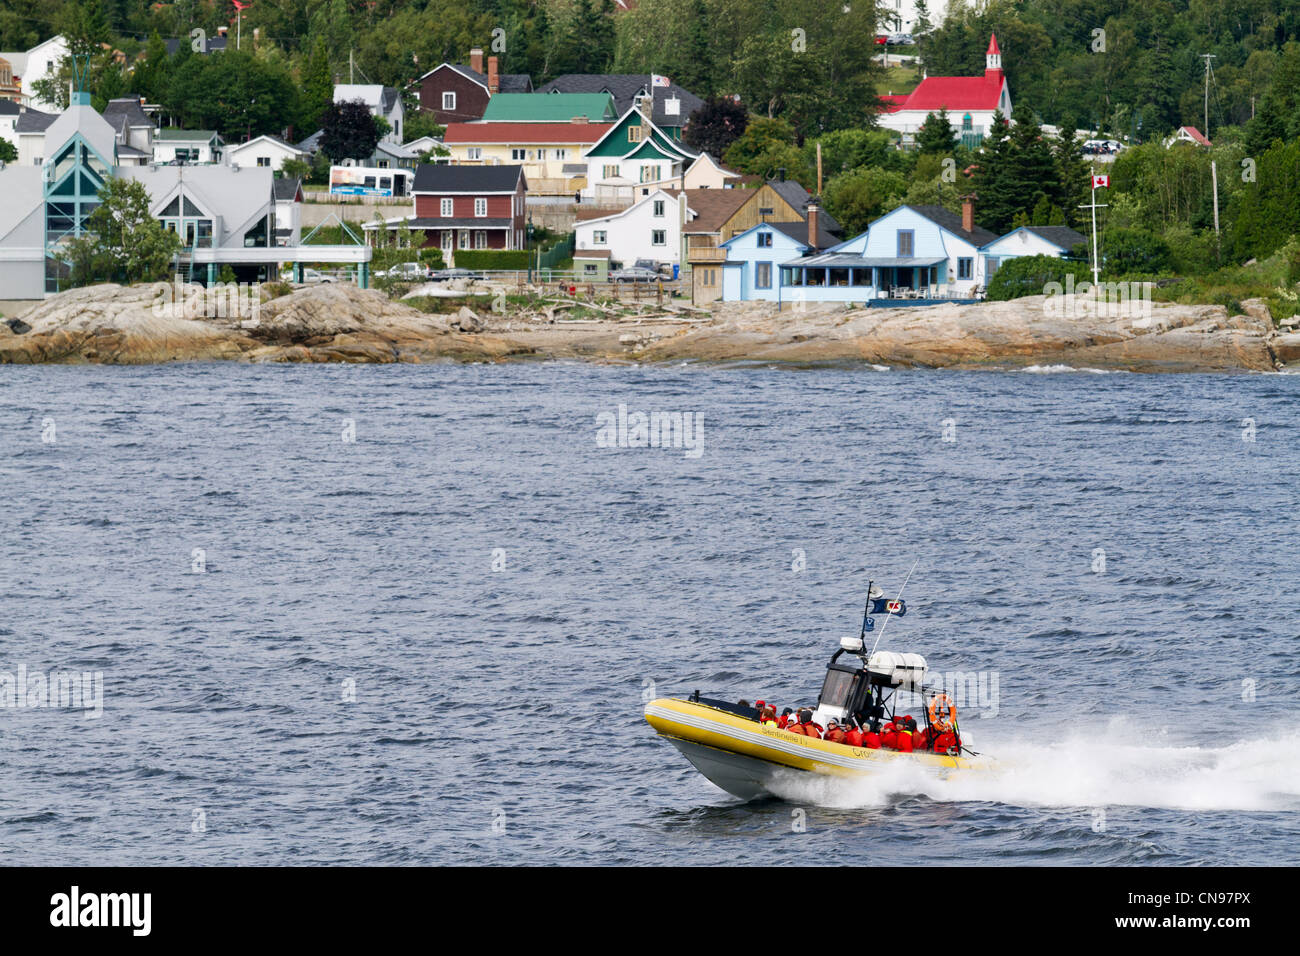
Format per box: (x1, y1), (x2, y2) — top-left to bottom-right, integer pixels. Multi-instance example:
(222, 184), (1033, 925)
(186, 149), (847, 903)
(870, 598), (906, 616)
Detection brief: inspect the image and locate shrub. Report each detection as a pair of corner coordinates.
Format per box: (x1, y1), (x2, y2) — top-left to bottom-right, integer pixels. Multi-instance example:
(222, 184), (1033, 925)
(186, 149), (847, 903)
(1101, 227), (1174, 277)
(454, 249), (531, 270)
(986, 254), (1092, 301)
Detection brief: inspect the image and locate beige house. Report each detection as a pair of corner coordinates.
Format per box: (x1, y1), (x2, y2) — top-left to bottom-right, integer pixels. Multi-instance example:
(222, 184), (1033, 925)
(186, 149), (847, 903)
(442, 118), (612, 196)
(682, 152), (745, 190)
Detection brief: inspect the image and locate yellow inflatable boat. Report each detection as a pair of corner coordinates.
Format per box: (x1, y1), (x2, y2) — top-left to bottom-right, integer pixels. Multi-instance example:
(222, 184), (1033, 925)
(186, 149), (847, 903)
(645, 587), (983, 799)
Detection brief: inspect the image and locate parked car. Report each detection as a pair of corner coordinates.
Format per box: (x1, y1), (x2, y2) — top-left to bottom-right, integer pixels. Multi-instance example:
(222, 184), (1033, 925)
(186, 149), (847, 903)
(280, 267), (334, 284)
(429, 268), (486, 282)
(609, 265), (662, 283)
(887, 33), (914, 45)
(376, 261), (428, 281)
(874, 35), (889, 45)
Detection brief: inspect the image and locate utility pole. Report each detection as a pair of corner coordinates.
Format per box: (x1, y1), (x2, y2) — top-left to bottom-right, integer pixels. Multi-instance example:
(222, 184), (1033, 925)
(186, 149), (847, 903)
(1201, 53), (1216, 140)
(350, 49), (354, 84)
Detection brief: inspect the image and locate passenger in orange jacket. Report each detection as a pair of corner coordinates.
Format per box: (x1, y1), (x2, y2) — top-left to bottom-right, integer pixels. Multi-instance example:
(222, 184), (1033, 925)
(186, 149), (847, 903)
(825, 720), (847, 745)
(844, 722), (864, 748)
(881, 723), (898, 750)
(863, 730), (882, 749)
(777, 708), (793, 729)
(933, 731), (958, 753)
(896, 729), (914, 753)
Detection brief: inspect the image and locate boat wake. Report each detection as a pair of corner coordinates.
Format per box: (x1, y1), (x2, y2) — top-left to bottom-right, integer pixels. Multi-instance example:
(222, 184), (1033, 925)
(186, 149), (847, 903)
(764, 730), (1300, 813)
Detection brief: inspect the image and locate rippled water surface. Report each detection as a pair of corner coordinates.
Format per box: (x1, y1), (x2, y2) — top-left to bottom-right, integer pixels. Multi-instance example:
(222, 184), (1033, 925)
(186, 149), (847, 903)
(1, 362), (1297, 865)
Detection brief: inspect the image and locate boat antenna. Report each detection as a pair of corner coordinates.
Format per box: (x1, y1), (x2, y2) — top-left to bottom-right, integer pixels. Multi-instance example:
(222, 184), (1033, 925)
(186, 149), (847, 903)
(869, 558), (919, 657)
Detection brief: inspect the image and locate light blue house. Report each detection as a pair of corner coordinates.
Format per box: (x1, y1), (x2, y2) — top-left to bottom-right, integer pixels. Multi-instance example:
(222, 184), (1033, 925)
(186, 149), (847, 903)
(980, 225), (1086, 281)
(720, 219), (836, 303)
(722, 201), (997, 305)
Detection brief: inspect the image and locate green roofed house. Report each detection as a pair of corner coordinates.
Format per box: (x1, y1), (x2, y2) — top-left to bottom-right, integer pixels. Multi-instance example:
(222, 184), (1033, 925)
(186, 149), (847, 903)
(152, 128), (223, 165)
(579, 101), (699, 204)
(479, 92), (616, 124)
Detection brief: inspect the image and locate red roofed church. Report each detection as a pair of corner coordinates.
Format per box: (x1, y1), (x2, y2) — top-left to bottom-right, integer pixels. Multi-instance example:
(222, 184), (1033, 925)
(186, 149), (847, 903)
(877, 35), (1012, 146)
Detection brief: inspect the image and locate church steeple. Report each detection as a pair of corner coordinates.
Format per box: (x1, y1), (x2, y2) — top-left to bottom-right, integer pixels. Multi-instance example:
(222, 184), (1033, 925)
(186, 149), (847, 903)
(985, 34), (1002, 75)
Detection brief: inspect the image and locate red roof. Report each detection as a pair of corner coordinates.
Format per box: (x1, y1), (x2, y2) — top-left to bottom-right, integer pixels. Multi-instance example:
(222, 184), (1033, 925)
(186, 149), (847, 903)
(898, 73), (1004, 112)
(879, 93), (909, 114)
(987, 34), (1000, 56)
(1178, 126), (1211, 146)
(444, 122), (612, 145)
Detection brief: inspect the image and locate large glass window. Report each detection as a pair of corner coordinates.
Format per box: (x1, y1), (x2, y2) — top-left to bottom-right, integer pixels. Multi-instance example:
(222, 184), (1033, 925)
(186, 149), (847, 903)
(755, 262), (771, 288)
(897, 230), (914, 257)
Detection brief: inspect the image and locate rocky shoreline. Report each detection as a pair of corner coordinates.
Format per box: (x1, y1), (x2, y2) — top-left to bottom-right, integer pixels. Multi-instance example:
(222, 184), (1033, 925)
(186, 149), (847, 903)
(2, 281), (1298, 372)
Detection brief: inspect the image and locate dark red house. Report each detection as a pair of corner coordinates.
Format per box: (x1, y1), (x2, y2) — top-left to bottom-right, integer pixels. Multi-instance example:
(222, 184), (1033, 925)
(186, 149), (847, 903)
(411, 49), (533, 125)
(406, 164), (528, 253)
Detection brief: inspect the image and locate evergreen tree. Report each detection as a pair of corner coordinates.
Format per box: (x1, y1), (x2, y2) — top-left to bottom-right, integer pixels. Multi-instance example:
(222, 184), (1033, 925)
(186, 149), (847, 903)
(300, 37), (333, 132)
(916, 108), (955, 155)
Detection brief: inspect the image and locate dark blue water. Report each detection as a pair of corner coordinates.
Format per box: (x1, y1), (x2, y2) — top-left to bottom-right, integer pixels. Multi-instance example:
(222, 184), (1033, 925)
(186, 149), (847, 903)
(1, 362), (1297, 865)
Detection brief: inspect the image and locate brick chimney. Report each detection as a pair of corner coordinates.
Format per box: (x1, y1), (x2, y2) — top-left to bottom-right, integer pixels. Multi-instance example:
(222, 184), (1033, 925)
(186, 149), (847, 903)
(807, 196), (821, 251)
(570, 115), (588, 124)
(470, 48), (484, 76)
(488, 56), (500, 94)
(962, 195), (975, 233)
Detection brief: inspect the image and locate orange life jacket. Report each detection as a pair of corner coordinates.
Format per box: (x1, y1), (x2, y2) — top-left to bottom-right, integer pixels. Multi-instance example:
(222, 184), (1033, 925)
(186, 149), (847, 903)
(897, 731), (913, 753)
(863, 732), (881, 749)
(845, 728), (863, 747)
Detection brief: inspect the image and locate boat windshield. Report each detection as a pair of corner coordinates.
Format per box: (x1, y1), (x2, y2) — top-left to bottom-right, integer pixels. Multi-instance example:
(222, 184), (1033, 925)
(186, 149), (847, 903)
(819, 668), (857, 709)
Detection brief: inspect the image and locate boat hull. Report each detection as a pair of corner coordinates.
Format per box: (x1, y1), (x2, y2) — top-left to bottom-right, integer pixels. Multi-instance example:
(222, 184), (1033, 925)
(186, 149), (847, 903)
(645, 697), (974, 800)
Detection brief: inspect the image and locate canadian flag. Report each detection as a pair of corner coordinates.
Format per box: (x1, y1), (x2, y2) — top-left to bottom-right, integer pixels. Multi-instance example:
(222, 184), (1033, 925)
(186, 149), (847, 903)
(1092, 174), (1110, 189)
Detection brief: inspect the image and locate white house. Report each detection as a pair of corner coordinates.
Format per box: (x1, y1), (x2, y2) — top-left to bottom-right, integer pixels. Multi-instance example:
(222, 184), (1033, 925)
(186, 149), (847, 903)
(273, 177), (304, 247)
(226, 134), (309, 172)
(578, 102), (698, 203)
(574, 188), (683, 269)
(878, 0), (950, 33)
(152, 128), (223, 165)
(0, 99), (20, 152)
(980, 225), (1086, 280)
(876, 35), (1011, 144)
(333, 84), (405, 144)
(0, 35), (69, 111)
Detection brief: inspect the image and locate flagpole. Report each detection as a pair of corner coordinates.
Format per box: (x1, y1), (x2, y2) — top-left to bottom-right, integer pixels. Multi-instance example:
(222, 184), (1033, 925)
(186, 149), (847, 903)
(1089, 177), (1099, 285)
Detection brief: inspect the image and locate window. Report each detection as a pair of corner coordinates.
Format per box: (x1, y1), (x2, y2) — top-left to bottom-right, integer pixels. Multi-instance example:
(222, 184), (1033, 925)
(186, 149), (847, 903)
(553, 149), (567, 160)
(759, 207), (774, 217)
(897, 230), (914, 257)
(593, 230), (607, 244)
(474, 197), (487, 217)
(475, 230), (487, 248)
(466, 147), (482, 160)
(755, 262), (772, 289)
(653, 200), (665, 217)
(511, 148), (527, 161)
(459, 231), (470, 249)
(603, 164), (619, 179)
(583, 262), (598, 275)
(640, 165), (661, 183)
(628, 125), (643, 142)
(256, 156), (270, 167)
(442, 92), (456, 111)
(651, 229), (666, 245)
(440, 198), (453, 217)
(377, 160), (389, 169)
(757, 232), (772, 248)
(958, 257), (973, 279)
(986, 256), (1000, 277)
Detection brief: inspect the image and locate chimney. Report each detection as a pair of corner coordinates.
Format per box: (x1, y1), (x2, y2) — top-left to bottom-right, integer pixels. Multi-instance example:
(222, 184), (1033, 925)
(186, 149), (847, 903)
(807, 196), (821, 251)
(637, 92), (652, 121)
(962, 195), (975, 233)
(570, 115), (588, 124)
(470, 48), (484, 76)
(488, 56), (500, 94)
(217, 25), (228, 37)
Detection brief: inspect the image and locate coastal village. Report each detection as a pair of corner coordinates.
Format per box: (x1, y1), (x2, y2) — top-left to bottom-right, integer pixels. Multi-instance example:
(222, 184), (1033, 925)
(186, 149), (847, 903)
(0, 0), (1298, 369)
